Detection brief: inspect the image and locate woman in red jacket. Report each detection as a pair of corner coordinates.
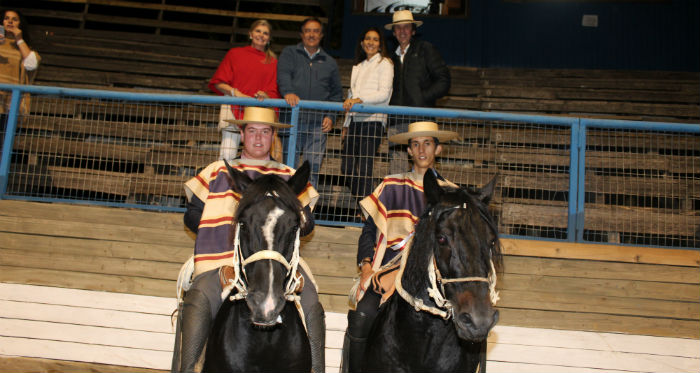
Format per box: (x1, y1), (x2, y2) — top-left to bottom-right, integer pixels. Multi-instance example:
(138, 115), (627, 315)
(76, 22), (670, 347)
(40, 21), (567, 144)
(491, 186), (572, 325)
(209, 20), (282, 161)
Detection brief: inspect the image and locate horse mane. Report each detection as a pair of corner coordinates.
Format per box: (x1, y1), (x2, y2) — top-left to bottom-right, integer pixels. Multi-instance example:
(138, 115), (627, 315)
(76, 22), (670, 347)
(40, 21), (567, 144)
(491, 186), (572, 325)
(401, 184), (503, 299)
(235, 174), (303, 222)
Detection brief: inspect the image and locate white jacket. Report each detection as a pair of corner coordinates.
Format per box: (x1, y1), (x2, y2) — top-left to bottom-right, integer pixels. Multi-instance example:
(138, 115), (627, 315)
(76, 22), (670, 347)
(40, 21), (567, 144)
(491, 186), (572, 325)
(343, 54), (393, 127)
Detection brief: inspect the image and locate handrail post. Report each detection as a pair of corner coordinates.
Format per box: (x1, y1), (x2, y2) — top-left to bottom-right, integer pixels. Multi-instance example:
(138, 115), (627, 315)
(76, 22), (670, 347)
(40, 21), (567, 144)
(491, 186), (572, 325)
(0, 89), (21, 199)
(285, 106), (300, 167)
(567, 119), (581, 242)
(576, 121), (588, 242)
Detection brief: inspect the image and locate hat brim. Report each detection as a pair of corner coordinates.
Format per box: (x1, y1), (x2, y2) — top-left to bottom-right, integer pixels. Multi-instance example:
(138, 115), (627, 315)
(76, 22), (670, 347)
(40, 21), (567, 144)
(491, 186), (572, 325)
(388, 130), (459, 144)
(384, 20), (423, 30)
(223, 119), (292, 129)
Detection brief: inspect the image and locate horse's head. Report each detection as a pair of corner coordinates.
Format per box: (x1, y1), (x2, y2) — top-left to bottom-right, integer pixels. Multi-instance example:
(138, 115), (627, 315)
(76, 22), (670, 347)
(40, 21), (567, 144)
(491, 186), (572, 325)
(422, 171), (502, 341)
(225, 161), (311, 327)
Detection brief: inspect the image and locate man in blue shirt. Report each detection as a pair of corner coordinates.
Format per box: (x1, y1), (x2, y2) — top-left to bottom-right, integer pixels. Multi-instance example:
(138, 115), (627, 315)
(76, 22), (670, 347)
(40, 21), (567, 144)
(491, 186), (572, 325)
(277, 17), (343, 187)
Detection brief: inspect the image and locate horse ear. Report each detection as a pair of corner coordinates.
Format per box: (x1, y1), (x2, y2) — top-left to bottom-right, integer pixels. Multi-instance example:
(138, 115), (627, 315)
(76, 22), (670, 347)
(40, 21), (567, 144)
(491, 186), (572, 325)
(225, 160), (252, 193)
(478, 174), (498, 206)
(423, 170), (443, 205)
(288, 161), (311, 196)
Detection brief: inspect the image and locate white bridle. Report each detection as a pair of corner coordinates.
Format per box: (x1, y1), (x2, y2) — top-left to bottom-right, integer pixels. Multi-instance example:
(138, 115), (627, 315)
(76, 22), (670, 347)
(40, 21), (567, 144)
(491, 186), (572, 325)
(222, 221), (302, 304)
(394, 203), (500, 320)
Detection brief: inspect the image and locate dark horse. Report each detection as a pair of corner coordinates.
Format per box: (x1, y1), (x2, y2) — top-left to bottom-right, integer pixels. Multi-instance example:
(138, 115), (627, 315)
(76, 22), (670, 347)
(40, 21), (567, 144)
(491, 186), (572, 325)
(202, 161), (313, 373)
(363, 171), (502, 373)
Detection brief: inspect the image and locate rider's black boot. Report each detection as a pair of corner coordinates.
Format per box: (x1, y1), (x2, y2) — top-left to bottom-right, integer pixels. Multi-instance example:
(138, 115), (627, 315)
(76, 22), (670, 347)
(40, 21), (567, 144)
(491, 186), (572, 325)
(171, 288), (212, 373)
(305, 302), (326, 373)
(341, 310), (374, 373)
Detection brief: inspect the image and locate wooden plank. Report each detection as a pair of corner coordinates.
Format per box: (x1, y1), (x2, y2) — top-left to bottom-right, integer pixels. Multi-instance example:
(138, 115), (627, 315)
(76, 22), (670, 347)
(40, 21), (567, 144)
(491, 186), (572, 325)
(586, 174), (700, 199)
(0, 200), (185, 230)
(498, 289), (698, 320)
(0, 283), (176, 314)
(0, 301), (172, 333)
(1, 319), (173, 351)
(506, 273), (696, 302)
(441, 96), (700, 119)
(33, 38), (224, 67)
(584, 204), (698, 236)
(35, 66), (209, 92)
(586, 131), (700, 151)
(31, 25), (233, 51)
(0, 356), (166, 373)
(0, 266), (174, 298)
(498, 308), (699, 339)
(43, 54), (213, 79)
(487, 340), (699, 373)
(482, 85), (700, 104)
(0, 337), (172, 371)
(17, 115), (219, 143)
(490, 324), (700, 358)
(500, 238), (700, 267)
(12, 136), (149, 163)
(8, 166), (134, 197)
(586, 150), (699, 173)
(504, 256), (699, 284)
(500, 202), (569, 228)
(0, 248), (181, 281)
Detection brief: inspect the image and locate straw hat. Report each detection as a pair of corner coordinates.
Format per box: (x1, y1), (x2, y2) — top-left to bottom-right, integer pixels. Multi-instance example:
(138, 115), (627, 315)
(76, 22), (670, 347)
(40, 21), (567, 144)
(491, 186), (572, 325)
(224, 106), (292, 128)
(388, 121), (459, 143)
(385, 10), (423, 30)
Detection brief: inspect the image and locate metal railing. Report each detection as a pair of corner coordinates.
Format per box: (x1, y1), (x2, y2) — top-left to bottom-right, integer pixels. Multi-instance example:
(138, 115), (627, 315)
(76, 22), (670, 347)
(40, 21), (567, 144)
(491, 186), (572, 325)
(2, 84), (698, 248)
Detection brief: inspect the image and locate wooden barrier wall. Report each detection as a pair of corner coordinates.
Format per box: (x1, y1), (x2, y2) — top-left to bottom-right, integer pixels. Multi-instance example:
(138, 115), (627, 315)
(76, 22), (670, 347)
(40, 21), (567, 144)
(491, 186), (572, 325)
(0, 200), (697, 341)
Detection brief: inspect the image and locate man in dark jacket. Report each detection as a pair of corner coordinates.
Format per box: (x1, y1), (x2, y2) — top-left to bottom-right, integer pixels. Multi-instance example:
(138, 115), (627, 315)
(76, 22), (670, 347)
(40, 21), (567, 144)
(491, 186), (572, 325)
(278, 17), (343, 187)
(386, 10), (451, 174)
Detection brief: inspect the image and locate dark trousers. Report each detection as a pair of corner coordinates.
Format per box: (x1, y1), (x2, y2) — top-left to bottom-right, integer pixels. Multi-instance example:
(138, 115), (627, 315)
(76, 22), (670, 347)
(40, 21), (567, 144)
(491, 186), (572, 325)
(341, 120), (384, 199)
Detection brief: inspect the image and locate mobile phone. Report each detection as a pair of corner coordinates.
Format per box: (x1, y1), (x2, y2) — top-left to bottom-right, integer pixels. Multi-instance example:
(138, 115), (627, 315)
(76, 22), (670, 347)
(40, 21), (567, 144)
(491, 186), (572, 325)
(0, 26), (4, 38)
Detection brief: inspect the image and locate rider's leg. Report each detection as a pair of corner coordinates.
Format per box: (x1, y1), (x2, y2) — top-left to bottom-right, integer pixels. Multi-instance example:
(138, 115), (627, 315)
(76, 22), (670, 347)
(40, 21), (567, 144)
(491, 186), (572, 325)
(299, 266), (325, 373)
(171, 269), (223, 373)
(341, 290), (380, 373)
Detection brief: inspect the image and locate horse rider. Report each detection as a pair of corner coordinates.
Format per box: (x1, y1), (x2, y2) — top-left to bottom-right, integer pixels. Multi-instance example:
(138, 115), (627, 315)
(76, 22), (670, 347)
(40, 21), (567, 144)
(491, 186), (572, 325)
(341, 121), (459, 373)
(172, 106), (326, 373)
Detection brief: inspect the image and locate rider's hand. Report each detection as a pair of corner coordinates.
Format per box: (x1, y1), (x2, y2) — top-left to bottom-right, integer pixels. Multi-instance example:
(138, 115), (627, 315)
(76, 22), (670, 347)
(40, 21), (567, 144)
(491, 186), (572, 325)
(359, 263), (373, 285)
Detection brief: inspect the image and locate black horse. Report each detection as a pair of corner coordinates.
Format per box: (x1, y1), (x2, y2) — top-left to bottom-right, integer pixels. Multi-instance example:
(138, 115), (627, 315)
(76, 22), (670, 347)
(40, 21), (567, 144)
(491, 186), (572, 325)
(202, 161), (313, 373)
(362, 171), (503, 373)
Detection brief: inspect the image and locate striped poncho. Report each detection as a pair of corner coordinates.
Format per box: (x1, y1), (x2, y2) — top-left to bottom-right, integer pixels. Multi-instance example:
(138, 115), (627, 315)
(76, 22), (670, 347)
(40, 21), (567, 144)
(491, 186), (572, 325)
(184, 159), (319, 277)
(358, 170), (457, 270)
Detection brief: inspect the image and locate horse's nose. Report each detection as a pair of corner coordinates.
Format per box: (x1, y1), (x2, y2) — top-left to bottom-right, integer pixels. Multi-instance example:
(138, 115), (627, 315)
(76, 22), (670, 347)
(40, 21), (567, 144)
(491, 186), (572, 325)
(247, 291), (285, 325)
(456, 309), (498, 340)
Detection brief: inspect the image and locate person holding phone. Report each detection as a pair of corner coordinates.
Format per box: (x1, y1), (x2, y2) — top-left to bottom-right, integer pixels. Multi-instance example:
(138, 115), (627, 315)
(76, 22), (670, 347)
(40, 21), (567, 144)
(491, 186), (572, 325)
(0, 9), (40, 117)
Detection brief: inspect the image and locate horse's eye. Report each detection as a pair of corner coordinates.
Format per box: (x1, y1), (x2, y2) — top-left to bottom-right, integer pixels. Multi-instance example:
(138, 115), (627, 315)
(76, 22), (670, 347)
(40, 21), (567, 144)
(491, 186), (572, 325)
(437, 235), (448, 245)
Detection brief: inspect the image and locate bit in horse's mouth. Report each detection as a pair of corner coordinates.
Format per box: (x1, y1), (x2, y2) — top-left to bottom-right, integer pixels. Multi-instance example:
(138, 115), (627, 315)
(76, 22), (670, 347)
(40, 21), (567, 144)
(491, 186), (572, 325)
(252, 314), (283, 329)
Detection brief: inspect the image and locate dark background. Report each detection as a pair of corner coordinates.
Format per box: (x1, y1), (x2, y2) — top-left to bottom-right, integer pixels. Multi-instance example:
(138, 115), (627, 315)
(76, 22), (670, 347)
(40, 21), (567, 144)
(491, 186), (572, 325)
(339, 0), (700, 71)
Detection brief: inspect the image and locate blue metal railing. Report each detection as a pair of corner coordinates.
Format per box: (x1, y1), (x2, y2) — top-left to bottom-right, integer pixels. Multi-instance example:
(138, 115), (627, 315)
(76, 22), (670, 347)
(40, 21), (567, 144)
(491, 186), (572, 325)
(1, 84), (699, 248)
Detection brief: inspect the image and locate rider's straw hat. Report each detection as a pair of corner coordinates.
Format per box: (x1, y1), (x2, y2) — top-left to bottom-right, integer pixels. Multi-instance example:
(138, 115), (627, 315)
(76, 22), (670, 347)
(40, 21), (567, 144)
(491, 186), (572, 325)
(388, 121), (459, 144)
(224, 106), (292, 129)
(384, 10), (423, 30)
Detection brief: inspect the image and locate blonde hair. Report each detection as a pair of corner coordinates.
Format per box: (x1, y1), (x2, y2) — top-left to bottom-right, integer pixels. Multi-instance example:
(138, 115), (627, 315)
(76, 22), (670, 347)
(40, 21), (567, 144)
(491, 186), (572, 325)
(249, 19), (276, 63)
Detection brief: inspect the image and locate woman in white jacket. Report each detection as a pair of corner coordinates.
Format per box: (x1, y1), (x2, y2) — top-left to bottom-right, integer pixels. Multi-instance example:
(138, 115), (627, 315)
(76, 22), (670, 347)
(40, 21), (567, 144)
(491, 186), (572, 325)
(342, 26), (393, 204)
